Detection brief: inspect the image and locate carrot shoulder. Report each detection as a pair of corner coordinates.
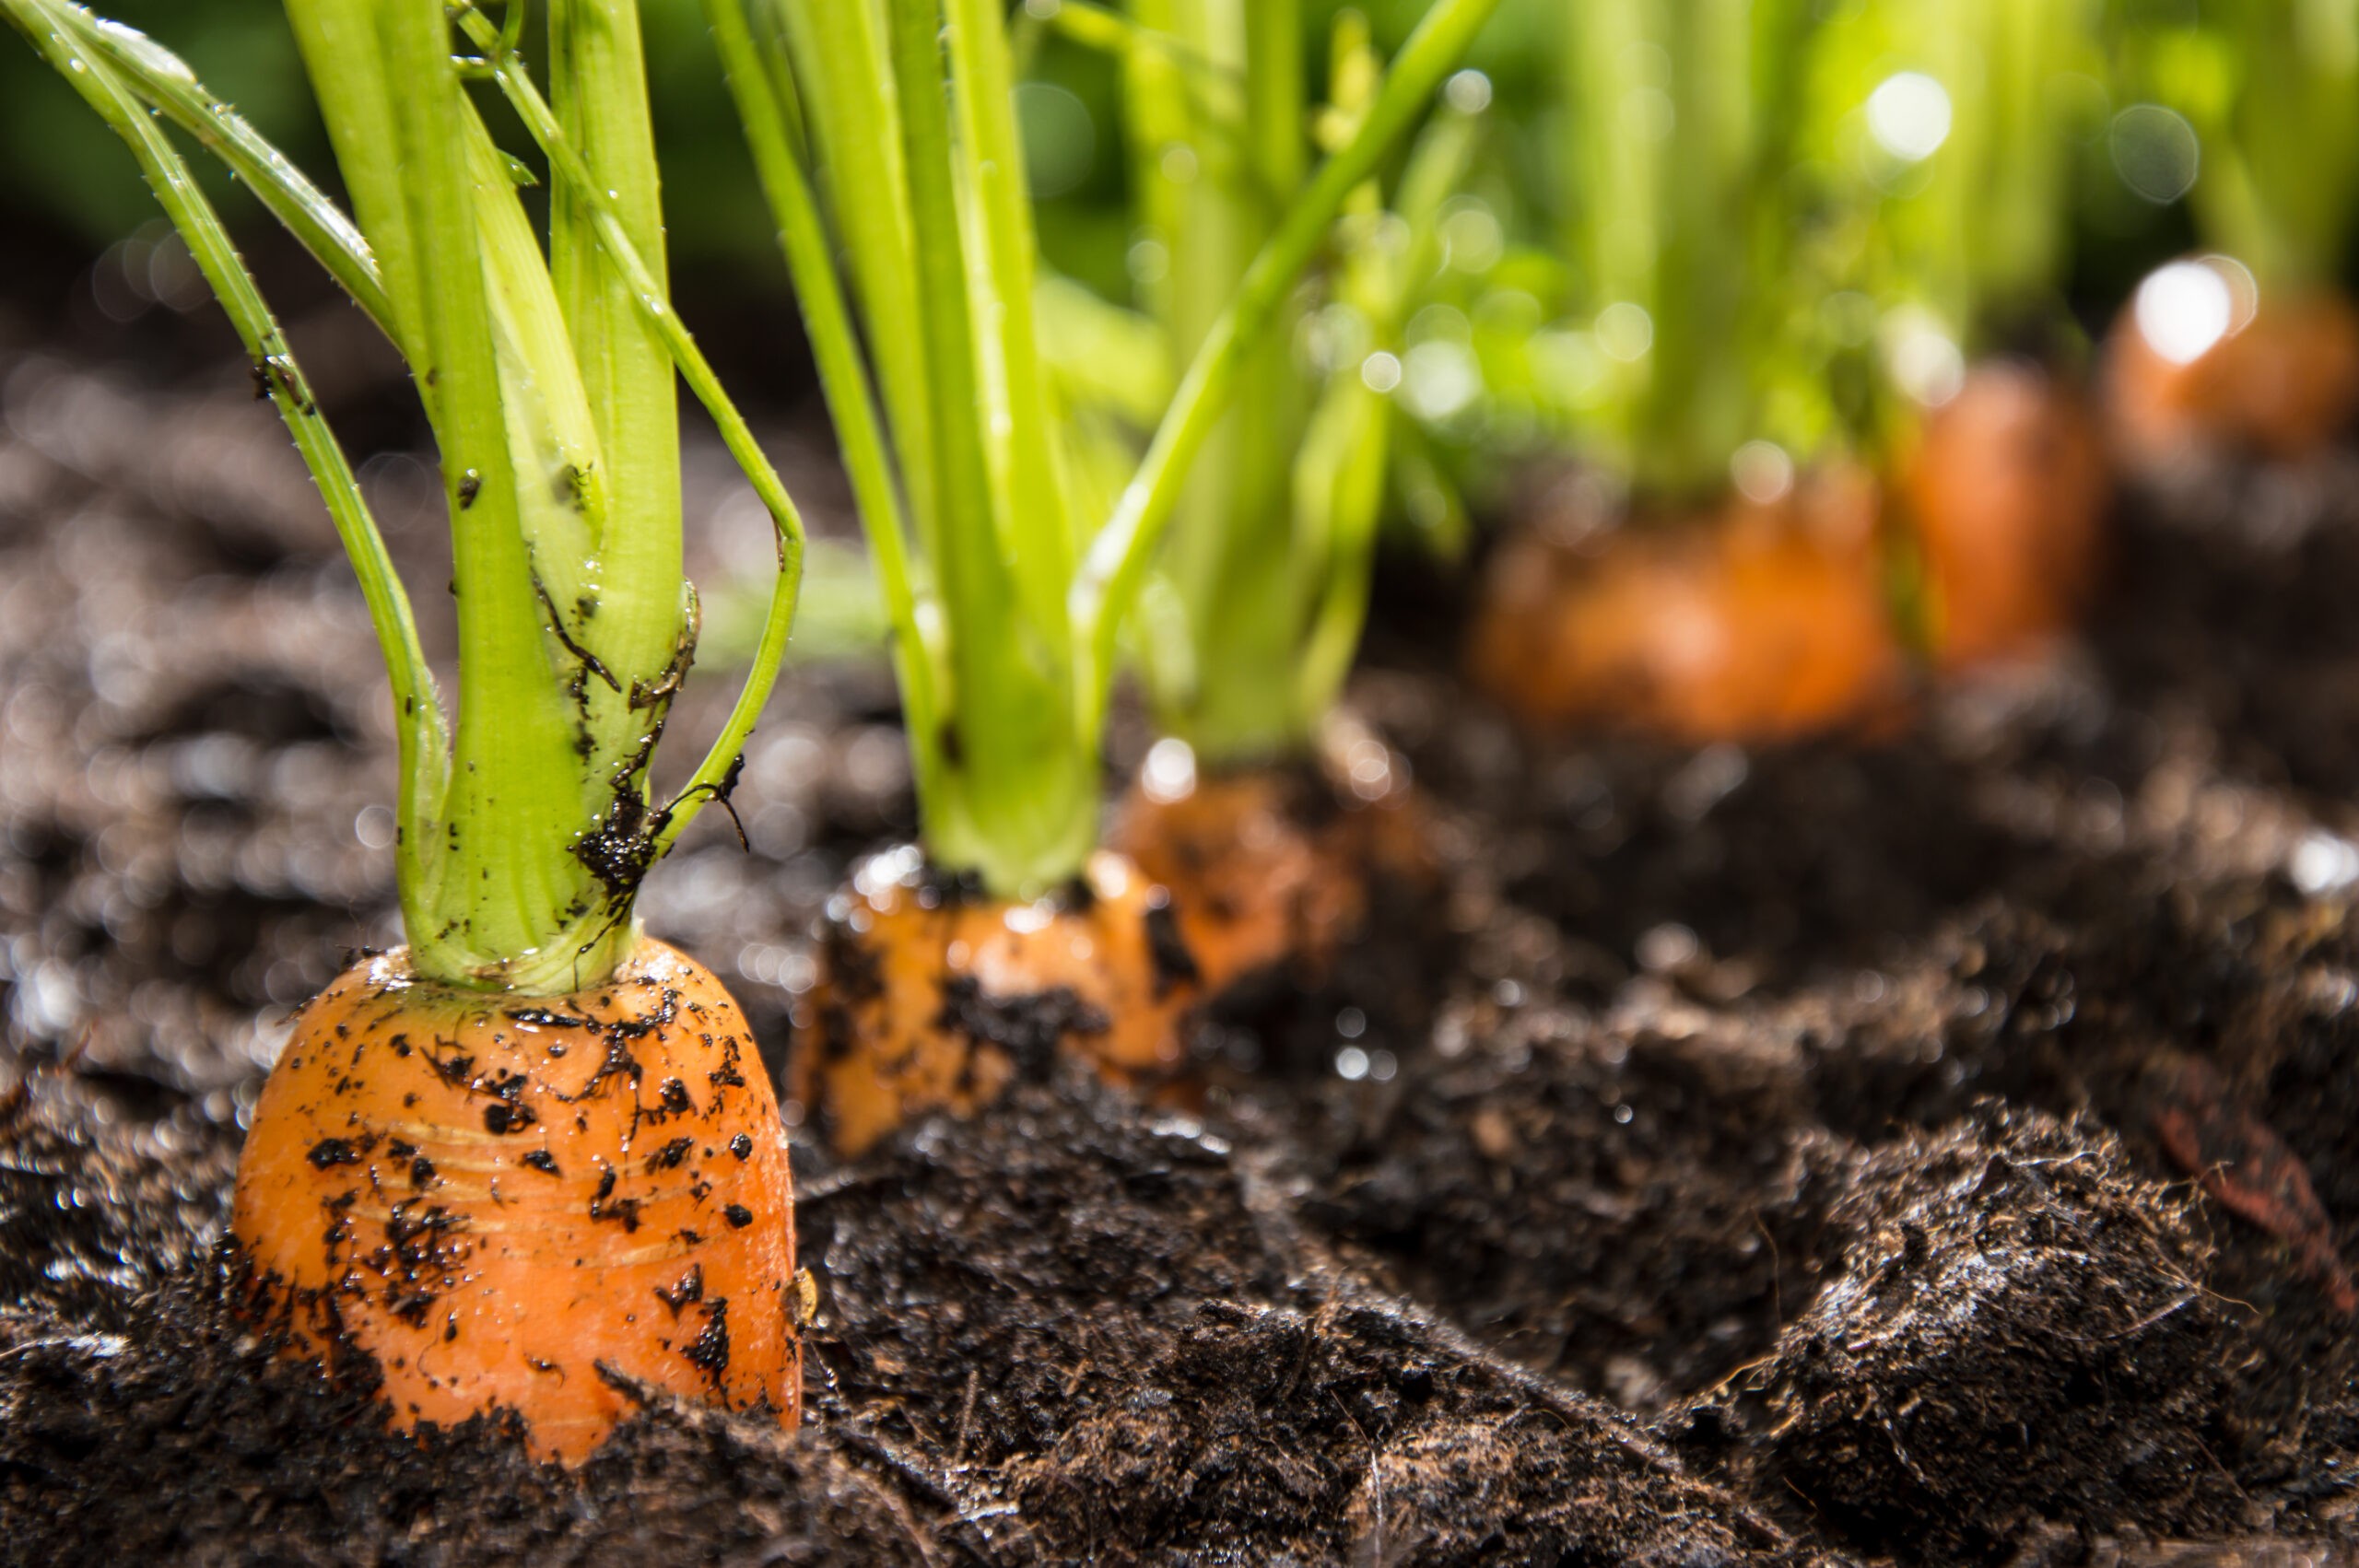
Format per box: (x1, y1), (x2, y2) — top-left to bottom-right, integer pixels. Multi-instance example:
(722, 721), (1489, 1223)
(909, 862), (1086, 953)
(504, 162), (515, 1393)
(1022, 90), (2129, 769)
(235, 940), (799, 1464)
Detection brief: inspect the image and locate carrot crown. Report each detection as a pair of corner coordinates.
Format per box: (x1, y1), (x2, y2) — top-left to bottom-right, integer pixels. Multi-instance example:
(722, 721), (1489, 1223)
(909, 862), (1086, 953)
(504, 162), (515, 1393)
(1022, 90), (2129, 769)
(6, 0), (810, 994)
(705, 0), (1503, 896)
(1028, 4), (1491, 767)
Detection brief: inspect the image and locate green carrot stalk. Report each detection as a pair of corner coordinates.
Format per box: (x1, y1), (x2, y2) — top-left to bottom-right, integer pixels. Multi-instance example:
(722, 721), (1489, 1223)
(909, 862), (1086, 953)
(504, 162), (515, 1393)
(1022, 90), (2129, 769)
(1039, 5), (1488, 766)
(709, 0), (1502, 896)
(1818, 0), (2098, 362)
(1121, 0), (1309, 764)
(6, 0), (810, 995)
(2123, 0), (2359, 296)
(1559, 0), (1840, 501)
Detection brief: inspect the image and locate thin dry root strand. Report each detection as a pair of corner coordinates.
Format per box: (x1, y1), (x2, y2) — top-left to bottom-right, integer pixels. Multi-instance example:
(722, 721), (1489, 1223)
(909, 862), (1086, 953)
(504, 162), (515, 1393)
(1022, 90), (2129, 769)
(232, 940), (800, 1464)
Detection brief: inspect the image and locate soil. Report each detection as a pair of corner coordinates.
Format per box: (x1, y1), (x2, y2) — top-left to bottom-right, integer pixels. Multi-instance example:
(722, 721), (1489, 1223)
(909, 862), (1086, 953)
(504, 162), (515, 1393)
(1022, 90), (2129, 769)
(6, 337), (2359, 1566)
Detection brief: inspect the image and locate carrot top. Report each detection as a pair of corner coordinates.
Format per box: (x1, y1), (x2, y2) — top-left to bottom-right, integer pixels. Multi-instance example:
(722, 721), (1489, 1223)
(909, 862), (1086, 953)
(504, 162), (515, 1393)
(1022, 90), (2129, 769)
(705, 0), (1505, 895)
(1029, 4), (1494, 766)
(1554, 0), (1850, 504)
(2111, 0), (2359, 298)
(6, 0), (810, 994)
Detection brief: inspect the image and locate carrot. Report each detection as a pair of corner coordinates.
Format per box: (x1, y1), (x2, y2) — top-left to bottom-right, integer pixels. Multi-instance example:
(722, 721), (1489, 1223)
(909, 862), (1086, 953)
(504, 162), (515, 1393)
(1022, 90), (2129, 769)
(235, 942), (800, 1463)
(1108, 762), (1432, 1000)
(801, 766), (1445, 1159)
(1904, 361), (2110, 668)
(1468, 467), (1908, 743)
(2106, 276), (2359, 466)
(711, 0), (1502, 1156)
(13, 0), (817, 1460)
(792, 851), (1198, 1158)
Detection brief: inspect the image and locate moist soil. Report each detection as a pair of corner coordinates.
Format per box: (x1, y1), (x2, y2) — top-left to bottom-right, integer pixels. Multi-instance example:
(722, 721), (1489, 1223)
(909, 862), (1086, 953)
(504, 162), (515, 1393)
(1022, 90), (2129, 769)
(6, 343), (2359, 1566)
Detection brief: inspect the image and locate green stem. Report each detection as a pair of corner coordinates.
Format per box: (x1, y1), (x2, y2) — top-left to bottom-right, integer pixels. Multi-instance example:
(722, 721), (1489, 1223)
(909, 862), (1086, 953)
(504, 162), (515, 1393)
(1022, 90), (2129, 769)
(367, 0), (603, 989)
(451, 4), (808, 860)
(947, 0), (1069, 628)
(3, 0), (448, 954)
(546, 0), (680, 757)
(1132, 0), (1309, 764)
(775, 0), (941, 567)
(2194, 0), (2359, 294)
(883, 0), (1092, 896)
(1072, 0), (1504, 731)
(699, 0), (938, 782)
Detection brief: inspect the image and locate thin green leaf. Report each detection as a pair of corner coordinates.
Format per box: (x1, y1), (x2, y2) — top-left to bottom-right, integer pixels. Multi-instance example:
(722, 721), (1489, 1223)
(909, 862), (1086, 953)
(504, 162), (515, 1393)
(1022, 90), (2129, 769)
(2, 0), (446, 954)
(48, 0), (396, 334)
(1073, 0), (1507, 725)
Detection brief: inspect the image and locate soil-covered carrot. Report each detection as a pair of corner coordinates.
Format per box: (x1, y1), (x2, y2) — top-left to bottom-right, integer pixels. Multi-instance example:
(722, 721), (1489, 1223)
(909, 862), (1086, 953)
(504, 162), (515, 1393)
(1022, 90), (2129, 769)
(235, 943), (799, 1460)
(7, 0), (814, 1460)
(706, 0), (1502, 1153)
(791, 851), (1196, 1158)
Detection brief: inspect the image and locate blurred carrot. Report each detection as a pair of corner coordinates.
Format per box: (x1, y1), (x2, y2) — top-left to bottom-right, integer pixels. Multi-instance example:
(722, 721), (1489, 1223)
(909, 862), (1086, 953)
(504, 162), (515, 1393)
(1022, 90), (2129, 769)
(1470, 467), (1907, 743)
(1906, 361), (2110, 667)
(2107, 277), (2359, 465)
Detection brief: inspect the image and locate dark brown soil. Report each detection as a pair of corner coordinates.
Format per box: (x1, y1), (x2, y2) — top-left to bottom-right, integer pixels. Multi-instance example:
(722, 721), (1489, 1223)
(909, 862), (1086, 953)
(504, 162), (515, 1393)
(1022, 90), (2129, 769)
(6, 345), (2359, 1565)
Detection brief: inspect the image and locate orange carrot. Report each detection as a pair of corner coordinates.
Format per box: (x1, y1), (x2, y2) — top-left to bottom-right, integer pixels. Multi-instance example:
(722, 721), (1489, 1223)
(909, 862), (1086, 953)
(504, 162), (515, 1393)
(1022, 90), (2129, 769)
(1468, 465), (1907, 743)
(1904, 361), (2110, 669)
(1109, 767), (1431, 999)
(18, 0), (819, 1468)
(2107, 282), (2359, 465)
(792, 851), (1201, 1158)
(234, 940), (800, 1464)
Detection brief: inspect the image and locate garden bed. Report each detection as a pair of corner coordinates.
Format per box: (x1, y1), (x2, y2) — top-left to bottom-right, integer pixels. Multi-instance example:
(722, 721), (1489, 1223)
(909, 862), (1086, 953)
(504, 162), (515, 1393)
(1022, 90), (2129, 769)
(5, 345), (2359, 1564)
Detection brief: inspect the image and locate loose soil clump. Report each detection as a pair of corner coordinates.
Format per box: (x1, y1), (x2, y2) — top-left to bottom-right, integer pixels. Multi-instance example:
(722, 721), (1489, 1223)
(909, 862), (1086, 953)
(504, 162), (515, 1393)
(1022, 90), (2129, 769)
(1727, 1107), (2243, 1561)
